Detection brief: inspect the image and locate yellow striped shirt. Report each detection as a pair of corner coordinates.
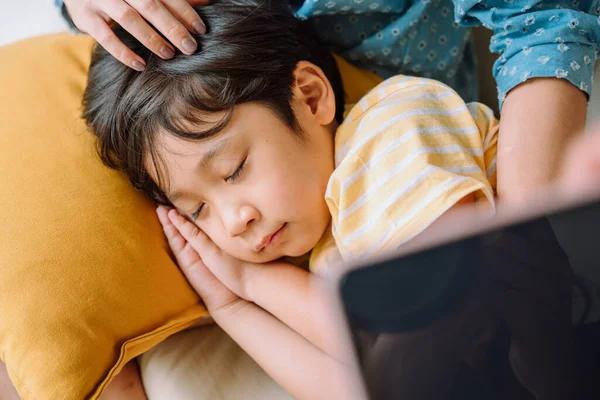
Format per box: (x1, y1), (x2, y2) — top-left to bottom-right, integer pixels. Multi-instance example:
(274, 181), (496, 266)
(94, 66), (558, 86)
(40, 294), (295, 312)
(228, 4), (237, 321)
(309, 75), (499, 275)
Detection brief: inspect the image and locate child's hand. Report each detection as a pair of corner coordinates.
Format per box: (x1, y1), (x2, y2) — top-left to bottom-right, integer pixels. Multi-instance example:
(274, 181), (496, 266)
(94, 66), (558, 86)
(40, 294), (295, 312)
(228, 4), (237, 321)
(157, 207), (257, 309)
(63, 0), (208, 71)
(156, 206), (243, 314)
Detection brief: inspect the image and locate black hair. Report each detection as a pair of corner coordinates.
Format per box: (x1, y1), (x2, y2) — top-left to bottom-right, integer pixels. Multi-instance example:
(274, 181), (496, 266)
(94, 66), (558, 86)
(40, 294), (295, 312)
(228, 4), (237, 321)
(82, 0), (345, 206)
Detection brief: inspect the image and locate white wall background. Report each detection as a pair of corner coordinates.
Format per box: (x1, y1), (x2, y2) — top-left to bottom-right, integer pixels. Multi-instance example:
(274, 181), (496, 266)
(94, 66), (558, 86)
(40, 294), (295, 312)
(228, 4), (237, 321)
(0, 1), (69, 47)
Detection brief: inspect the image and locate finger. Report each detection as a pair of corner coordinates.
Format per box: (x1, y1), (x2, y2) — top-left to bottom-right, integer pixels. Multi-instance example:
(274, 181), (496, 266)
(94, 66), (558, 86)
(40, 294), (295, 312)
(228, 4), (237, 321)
(167, 208), (217, 255)
(157, 207), (205, 269)
(86, 14), (147, 71)
(156, 206), (186, 253)
(157, 207), (241, 311)
(165, 209), (239, 281)
(174, 246), (225, 303)
(101, 0), (177, 60)
(127, 0), (198, 55)
(161, 0), (207, 35)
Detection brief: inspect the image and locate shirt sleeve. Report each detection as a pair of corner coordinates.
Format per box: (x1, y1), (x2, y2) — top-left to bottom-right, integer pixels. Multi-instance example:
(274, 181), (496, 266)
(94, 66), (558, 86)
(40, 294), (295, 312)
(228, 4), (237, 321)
(327, 77), (498, 264)
(453, 0), (600, 108)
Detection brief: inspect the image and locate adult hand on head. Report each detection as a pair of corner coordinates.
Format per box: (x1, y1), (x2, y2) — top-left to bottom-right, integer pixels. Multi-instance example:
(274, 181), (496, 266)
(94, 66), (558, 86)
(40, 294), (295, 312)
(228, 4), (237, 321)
(63, 0), (208, 71)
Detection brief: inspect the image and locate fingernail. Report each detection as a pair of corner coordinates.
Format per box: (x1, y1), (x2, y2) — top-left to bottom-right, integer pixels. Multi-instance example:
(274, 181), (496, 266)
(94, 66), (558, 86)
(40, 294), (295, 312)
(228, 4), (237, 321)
(132, 60), (146, 71)
(193, 20), (206, 35)
(182, 38), (197, 54)
(160, 45), (175, 59)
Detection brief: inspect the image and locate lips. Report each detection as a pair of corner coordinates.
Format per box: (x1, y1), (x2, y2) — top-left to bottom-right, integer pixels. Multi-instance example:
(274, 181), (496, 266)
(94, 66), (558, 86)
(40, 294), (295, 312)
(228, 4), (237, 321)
(255, 224), (286, 252)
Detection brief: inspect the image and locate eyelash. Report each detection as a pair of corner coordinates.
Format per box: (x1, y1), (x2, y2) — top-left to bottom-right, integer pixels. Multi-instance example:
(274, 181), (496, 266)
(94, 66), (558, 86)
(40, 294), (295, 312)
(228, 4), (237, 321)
(190, 204), (204, 221)
(226, 158), (246, 183)
(190, 158), (247, 221)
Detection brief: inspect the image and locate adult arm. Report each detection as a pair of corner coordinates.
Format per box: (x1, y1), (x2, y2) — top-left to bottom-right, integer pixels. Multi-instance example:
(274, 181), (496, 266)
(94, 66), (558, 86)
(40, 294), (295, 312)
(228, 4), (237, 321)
(454, 0), (599, 202)
(499, 77), (587, 202)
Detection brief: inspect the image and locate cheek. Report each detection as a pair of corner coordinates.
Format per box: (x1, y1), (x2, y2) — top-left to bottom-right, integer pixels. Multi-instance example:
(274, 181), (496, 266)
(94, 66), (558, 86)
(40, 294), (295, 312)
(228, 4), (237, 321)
(266, 162), (327, 206)
(205, 228), (248, 258)
(196, 220), (228, 250)
(198, 219), (254, 257)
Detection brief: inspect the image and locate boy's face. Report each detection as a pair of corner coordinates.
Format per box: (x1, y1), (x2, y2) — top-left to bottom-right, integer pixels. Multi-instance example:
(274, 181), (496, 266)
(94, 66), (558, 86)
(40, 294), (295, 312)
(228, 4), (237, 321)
(151, 63), (338, 263)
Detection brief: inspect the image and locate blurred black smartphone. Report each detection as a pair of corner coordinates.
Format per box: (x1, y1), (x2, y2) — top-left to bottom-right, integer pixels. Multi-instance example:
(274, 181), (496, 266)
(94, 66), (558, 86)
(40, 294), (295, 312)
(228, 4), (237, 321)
(339, 197), (600, 400)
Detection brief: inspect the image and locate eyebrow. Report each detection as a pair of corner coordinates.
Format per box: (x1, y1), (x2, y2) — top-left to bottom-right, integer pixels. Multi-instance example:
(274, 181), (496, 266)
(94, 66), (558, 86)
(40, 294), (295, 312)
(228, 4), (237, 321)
(167, 137), (231, 203)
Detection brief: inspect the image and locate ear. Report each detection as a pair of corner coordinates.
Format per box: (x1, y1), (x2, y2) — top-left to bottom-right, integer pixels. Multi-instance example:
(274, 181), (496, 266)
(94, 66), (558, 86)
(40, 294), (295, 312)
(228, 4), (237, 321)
(292, 61), (337, 126)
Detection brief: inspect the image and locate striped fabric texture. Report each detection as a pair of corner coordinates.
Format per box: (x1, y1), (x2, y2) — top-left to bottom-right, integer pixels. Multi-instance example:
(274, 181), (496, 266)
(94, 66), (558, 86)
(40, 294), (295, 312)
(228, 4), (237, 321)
(310, 75), (499, 274)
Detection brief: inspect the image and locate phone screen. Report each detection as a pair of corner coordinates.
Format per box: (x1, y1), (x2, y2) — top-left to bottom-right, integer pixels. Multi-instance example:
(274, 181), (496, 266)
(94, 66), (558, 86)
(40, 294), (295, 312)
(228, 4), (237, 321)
(339, 200), (600, 400)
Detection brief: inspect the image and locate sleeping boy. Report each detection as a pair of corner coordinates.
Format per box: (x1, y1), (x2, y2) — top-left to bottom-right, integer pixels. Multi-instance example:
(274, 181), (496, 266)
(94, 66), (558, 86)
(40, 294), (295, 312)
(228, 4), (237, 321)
(83, 0), (500, 398)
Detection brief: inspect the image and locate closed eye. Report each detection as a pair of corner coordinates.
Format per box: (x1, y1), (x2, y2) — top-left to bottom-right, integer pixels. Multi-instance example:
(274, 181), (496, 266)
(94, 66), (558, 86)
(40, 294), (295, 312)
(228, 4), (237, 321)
(226, 158), (246, 182)
(191, 204), (204, 221)
(190, 159), (246, 221)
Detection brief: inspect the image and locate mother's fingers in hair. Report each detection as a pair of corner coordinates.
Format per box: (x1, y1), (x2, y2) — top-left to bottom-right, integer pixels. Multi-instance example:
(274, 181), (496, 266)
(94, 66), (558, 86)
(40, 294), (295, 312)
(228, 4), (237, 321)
(102, 0), (180, 59)
(161, 0), (207, 35)
(85, 14), (147, 71)
(126, 0), (198, 55)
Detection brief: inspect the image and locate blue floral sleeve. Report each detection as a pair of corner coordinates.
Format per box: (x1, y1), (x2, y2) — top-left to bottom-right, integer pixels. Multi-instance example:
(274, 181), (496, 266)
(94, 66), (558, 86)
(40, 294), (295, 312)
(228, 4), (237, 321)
(454, 0), (600, 107)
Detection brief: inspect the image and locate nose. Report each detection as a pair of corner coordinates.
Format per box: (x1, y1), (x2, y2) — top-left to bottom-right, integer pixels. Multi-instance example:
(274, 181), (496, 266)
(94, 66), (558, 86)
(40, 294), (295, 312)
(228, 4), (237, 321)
(222, 203), (260, 237)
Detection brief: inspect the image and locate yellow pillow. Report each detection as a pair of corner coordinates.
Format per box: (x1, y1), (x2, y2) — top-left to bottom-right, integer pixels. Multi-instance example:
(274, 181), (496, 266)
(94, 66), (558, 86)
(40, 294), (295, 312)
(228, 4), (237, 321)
(0, 34), (382, 399)
(0, 34), (208, 400)
(333, 54), (383, 105)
